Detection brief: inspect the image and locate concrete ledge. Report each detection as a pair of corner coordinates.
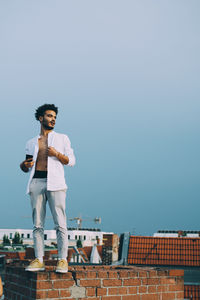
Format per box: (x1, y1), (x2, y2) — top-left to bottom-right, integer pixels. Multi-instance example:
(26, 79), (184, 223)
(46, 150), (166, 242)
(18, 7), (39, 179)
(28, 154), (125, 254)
(4, 261), (184, 299)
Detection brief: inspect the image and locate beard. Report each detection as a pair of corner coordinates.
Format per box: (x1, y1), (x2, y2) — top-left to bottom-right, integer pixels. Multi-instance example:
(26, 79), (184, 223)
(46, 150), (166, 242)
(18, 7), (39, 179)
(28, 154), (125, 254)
(42, 120), (55, 130)
(43, 124), (54, 130)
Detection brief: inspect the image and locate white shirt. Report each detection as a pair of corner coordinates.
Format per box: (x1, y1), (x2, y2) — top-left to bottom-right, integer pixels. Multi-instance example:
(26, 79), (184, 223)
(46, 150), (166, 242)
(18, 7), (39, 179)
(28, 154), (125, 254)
(25, 131), (75, 194)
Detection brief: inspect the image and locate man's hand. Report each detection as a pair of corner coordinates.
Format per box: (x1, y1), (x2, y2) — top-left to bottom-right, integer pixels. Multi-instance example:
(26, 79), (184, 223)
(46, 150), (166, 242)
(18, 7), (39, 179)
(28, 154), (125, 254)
(20, 158), (35, 173)
(24, 158), (35, 168)
(48, 146), (58, 157)
(48, 146), (69, 165)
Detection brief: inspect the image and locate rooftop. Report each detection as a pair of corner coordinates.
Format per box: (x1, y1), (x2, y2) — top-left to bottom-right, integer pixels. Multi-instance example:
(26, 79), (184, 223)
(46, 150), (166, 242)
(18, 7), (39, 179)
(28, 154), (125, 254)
(128, 235), (200, 267)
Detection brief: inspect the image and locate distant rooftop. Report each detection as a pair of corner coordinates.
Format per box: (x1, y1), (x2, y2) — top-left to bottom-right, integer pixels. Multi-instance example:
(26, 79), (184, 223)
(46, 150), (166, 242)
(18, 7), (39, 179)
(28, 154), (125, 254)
(128, 235), (200, 267)
(157, 230), (200, 234)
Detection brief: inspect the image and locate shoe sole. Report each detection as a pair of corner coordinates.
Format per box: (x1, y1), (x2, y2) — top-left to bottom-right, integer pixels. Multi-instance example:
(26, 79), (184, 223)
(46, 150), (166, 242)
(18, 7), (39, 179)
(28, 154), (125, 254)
(25, 268), (45, 272)
(55, 269), (68, 273)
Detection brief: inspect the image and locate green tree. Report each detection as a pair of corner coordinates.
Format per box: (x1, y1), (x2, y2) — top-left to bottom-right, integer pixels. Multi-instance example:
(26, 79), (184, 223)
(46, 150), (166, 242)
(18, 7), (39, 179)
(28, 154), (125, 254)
(3, 234), (11, 245)
(12, 232), (23, 245)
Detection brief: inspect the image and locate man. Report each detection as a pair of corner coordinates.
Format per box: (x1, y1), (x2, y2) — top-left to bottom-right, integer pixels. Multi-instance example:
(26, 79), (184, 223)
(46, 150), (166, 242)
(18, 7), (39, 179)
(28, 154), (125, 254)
(20, 104), (75, 273)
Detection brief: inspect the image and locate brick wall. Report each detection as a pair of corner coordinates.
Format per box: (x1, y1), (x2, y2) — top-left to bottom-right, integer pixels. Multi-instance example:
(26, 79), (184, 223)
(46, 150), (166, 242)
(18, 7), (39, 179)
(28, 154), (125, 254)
(4, 262), (184, 299)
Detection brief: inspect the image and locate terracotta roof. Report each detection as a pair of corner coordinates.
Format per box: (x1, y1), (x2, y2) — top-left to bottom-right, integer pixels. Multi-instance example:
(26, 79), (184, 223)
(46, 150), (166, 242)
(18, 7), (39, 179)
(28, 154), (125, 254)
(185, 285), (200, 300)
(67, 247), (92, 263)
(97, 245), (103, 259)
(81, 246), (92, 260)
(82, 245), (103, 260)
(0, 251), (25, 260)
(77, 248), (89, 263)
(128, 236), (200, 267)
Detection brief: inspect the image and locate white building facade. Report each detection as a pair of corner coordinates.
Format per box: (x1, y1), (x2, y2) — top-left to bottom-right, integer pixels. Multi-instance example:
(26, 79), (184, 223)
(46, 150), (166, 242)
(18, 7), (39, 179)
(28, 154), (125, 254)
(0, 228), (113, 247)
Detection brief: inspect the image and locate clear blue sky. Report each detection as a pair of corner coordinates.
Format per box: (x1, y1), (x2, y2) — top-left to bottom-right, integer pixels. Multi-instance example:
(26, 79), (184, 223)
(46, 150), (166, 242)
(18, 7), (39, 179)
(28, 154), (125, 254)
(0, 1), (200, 235)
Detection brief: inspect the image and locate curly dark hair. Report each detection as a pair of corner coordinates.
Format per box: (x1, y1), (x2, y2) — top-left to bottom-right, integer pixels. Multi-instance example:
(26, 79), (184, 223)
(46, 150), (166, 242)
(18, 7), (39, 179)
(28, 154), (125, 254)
(35, 104), (58, 121)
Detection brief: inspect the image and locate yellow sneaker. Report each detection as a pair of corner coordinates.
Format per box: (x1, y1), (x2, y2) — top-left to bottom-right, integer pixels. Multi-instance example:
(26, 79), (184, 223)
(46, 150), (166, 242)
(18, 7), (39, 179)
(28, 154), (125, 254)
(25, 258), (45, 272)
(56, 259), (68, 273)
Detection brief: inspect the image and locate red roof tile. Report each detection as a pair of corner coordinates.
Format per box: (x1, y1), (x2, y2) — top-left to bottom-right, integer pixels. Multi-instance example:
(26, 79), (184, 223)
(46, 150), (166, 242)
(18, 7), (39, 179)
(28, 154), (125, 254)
(185, 285), (200, 300)
(128, 236), (200, 267)
(81, 246), (92, 260)
(0, 251), (25, 260)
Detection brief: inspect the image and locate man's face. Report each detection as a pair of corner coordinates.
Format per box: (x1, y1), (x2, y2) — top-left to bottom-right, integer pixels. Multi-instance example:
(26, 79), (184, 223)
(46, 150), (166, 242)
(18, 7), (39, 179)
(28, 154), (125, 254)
(40, 110), (57, 130)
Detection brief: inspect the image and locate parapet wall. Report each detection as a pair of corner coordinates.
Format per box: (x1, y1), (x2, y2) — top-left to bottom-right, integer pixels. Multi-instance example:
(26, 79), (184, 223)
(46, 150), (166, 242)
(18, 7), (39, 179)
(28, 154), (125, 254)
(4, 262), (184, 300)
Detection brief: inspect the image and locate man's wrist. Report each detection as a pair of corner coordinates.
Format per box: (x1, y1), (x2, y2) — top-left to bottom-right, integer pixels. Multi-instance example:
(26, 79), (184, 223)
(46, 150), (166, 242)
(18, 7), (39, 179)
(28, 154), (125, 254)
(56, 151), (60, 159)
(56, 152), (69, 165)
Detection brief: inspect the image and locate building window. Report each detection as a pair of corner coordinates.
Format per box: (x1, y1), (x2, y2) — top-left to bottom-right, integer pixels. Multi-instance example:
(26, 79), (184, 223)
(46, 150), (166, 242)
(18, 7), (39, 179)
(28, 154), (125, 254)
(44, 234), (47, 240)
(10, 233), (12, 239)
(68, 235), (70, 240)
(79, 236), (81, 240)
(84, 236), (86, 240)
(21, 234), (24, 238)
(27, 234), (30, 239)
(75, 235), (77, 240)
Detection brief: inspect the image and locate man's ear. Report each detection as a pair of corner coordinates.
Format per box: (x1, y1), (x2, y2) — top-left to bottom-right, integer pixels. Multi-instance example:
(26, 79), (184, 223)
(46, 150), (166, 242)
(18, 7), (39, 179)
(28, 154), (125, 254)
(39, 116), (43, 122)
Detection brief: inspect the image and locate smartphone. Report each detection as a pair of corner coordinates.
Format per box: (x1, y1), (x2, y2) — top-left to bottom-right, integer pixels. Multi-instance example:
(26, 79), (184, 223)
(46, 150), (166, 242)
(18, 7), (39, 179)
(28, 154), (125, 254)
(26, 155), (33, 161)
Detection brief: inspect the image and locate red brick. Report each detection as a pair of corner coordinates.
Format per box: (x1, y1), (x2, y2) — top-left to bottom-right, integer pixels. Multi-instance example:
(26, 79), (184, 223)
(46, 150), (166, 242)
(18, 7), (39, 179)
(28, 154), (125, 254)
(108, 287), (119, 295)
(36, 273), (49, 280)
(102, 296), (121, 300)
(119, 287), (128, 294)
(122, 296), (140, 300)
(118, 270), (129, 278)
(97, 288), (107, 296)
(148, 270), (157, 278)
(138, 271), (148, 278)
(141, 294), (159, 300)
(157, 285), (169, 292)
(148, 285), (157, 293)
(47, 290), (59, 298)
(80, 279), (101, 287)
(176, 291), (184, 298)
(103, 279), (122, 287)
(128, 286), (137, 294)
(81, 298), (99, 300)
(157, 269), (168, 277)
(45, 266), (54, 272)
(35, 290), (47, 299)
(169, 270), (184, 277)
(169, 283), (184, 291)
(161, 293), (177, 300)
(74, 271), (86, 279)
(123, 278), (141, 286)
(60, 290), (71, 297)
(86, 287), (96, 296)
(176, 277), (184, 284)
(108, 271), (118, 278)
(142, 278), (160, 285)
(36, 280), (52, 289)
(139, 285), (147, 294)
(87, 271), (97, 278)
(128, 271), (138, 278)
(53, 279), (74, 288)
(49, 271), (73, 279)
(98, 271), (108, 278)
(160, 278), (176, 285)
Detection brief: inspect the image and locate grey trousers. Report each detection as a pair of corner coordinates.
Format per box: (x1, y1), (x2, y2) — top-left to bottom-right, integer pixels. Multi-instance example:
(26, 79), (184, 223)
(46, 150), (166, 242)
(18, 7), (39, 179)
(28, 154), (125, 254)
(29, 178), (68, 259)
